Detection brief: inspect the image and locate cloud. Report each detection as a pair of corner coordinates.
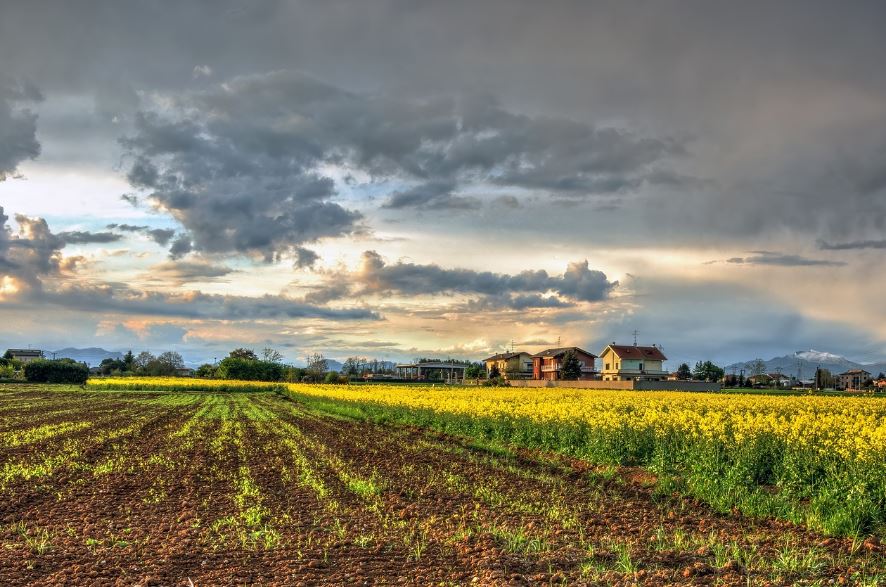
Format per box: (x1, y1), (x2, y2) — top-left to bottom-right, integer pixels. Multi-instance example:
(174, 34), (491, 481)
(56, 231), (123, 245)
(26, 285), (379, 322)
(121, 70), (682, 254)
(0, 78), (42, 180)
(192, 65), (213, 79)
(0, 208), (64, 290)
(168, 234), (193, 259)
(107, 223), (177, 246)
(818, 239), (886, 251)
(720, 251), (845, 267)
(142, 260), (236, 285)
(383, 181), (481, 211)
(0, 208), (378, 322)
(352, 250), (616, 303)
(293, 247), (319, 269)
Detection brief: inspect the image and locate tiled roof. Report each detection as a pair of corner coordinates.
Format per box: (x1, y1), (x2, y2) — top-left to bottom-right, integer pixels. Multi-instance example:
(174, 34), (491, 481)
(482, 352), (527, 362)
(840, 369), (871, 375)
(531, 347), (597, 359)
(604, 345), (667, 361)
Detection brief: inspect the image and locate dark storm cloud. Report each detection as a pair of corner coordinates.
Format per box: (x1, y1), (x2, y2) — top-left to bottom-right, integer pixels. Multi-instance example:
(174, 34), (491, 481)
(0, 79), (42, 180)
(120, 69), (682, 258)
(819, 239), (886, 251)
(354, 251), (616, 302)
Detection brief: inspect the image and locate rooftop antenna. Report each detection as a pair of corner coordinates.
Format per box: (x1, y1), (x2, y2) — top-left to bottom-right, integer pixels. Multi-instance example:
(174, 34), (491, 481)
(557, 335), (561, 347)
(632, 330), (639, 346)
(510, 339), (515, 353)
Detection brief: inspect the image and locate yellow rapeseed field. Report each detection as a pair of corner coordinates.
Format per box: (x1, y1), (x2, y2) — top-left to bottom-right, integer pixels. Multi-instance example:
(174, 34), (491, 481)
(90, 378), (886, 464)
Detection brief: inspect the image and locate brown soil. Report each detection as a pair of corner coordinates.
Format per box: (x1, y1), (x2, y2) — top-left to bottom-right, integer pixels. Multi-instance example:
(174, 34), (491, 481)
(0, 389), (882, 586)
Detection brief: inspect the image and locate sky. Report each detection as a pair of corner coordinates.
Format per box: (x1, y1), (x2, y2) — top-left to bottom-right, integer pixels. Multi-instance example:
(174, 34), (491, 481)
(1, 0), (885, 367)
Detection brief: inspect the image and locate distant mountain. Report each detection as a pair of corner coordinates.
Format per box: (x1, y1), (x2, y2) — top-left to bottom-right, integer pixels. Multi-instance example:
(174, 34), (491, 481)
(52, 347), (124, 367)
(726, 350), (886, 380)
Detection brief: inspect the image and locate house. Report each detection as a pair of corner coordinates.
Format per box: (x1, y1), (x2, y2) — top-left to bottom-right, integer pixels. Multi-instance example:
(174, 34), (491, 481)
(4, 349), (44, 363)
(531, 347), (597, 381)
(483, 352), (533, 379)
(174, 367), (195, 378)
(598, 344), (668, 381)
(838, 369), (871, 391)
(875, 378), (886, 391)
(766, 373), (793, 388)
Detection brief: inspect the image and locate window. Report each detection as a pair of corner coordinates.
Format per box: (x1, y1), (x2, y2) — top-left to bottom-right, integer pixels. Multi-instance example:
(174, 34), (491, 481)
(639, 363), (643, 370)
(605, 363), (609, 370)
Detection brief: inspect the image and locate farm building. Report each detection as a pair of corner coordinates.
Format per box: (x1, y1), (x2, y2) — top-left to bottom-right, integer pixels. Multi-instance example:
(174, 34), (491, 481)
(395, 361), (466, 382)
(531, 348), (597, 381)
(483, 352), (533, 379)
(4, 349), (44, 363)
(598, 344), (668, 381)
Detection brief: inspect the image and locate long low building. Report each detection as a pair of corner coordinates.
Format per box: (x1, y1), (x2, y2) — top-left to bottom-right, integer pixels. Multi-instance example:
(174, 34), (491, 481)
(395, 362), (466, 382)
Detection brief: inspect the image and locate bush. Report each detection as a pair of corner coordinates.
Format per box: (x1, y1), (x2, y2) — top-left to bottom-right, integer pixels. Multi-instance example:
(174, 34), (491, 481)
(23, 359), (89, 384)
(324, 371), (347, 384)
(216, 357), (283, 382)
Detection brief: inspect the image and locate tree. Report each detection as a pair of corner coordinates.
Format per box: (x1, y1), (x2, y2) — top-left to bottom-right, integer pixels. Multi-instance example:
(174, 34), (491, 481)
(134, 351), (155, 373)
(878, 372), (885, 380)
(464, 362), (485, 379)
(560, 350), (583, 380)
(693, 360), (725, 382)
(98, 357), (126, 375)
(306, 352), (328, 381)
(676, 363), (692, 380)
(217, 357), (282, 381)
(261, 347), (284, 363)
(122, 350), (135, 372)
(228, 348), (259, 361)
(195, 363), (216, 378)
(157, 351), (185, 371)
(342, 356), (368, 377)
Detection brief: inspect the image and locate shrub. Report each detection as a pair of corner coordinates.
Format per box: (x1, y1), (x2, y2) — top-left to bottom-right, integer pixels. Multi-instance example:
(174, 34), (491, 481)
(24, 359), (89, 384)
(216, 357), (283, 382)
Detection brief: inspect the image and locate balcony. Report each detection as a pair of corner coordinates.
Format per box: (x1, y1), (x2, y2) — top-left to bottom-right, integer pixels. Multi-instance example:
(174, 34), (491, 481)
(540, 364), (596, 373)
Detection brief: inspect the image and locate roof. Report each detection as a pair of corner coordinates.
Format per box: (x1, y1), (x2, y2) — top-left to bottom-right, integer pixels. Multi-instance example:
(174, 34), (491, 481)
(840, 369), (871, 376)
(602, 344), (667, 361)
(5, 349), (42, 356)
(531, 347), (597, 359)
(395, 362), (467, 369)
(482, 352), (529, 362)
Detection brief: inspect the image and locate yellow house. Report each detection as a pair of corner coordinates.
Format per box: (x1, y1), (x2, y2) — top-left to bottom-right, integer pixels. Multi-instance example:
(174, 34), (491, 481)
(483, 352), (533, 379)
(599, 344), (668, 381)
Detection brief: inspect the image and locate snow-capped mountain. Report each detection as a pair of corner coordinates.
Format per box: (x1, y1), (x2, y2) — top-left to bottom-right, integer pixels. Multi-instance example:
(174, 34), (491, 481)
(726, 350), (886, 379)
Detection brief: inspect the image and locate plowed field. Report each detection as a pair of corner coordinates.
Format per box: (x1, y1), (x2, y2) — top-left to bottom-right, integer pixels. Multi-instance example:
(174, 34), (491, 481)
(1, 387), (884, 586)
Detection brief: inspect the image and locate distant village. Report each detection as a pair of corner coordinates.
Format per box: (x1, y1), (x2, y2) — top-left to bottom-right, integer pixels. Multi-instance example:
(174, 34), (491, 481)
(4, 342), (886, 392)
